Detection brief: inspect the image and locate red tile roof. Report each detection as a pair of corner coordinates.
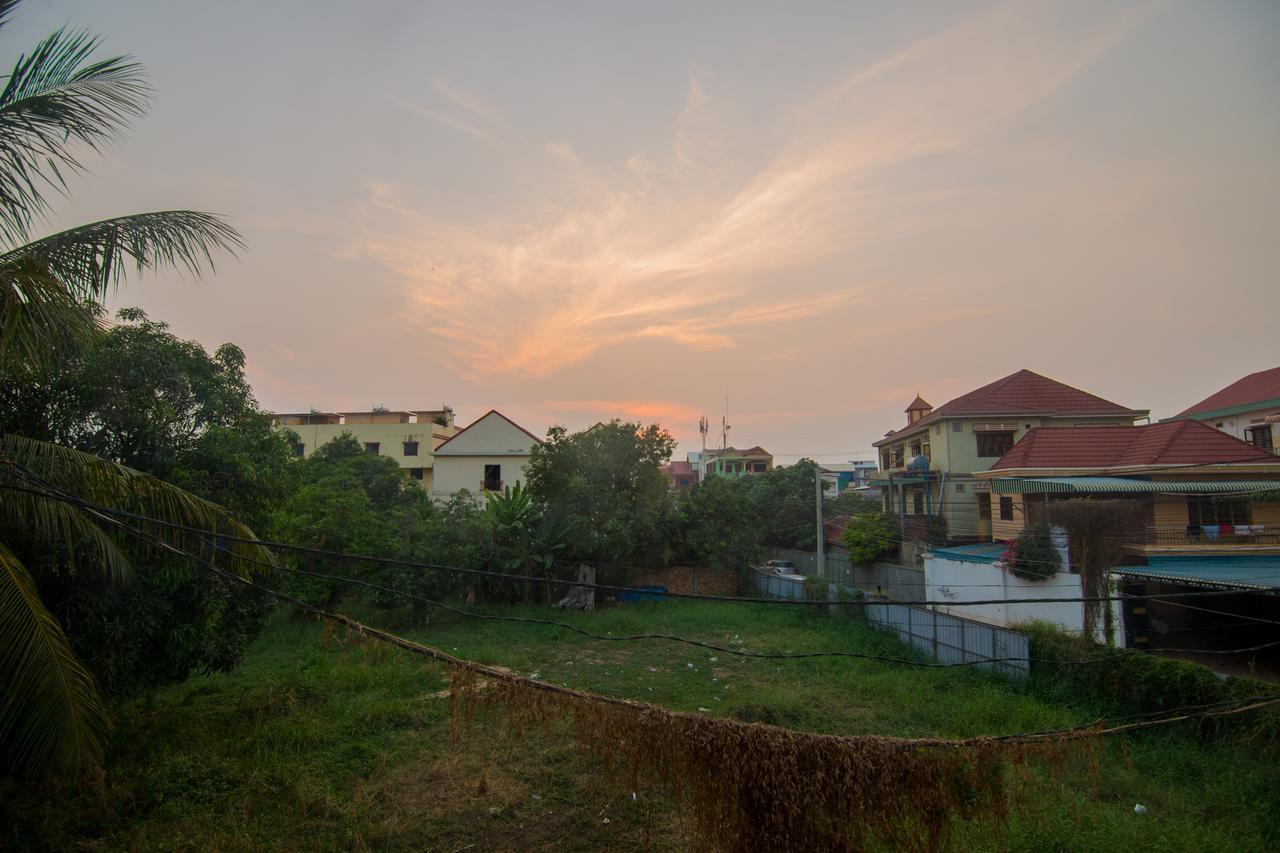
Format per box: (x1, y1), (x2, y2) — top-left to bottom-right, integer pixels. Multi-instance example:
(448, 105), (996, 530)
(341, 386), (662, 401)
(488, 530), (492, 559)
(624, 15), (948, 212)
(874, 370), (1145, 446)
(988, 420), (1280, 470)
(904, 395), (932, 412)
(1174, 366), (1280, 418)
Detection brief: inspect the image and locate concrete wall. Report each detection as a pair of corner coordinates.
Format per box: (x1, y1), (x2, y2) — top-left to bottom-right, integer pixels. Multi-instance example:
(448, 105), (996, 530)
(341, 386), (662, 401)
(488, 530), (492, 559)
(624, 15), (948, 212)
(924, 551), (1087, 634)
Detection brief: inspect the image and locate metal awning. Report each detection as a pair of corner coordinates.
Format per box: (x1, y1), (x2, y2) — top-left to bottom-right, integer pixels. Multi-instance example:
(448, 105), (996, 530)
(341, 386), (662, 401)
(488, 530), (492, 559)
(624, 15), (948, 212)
(991, 476), (1280, 495)
(1113, 556), (1280, 592)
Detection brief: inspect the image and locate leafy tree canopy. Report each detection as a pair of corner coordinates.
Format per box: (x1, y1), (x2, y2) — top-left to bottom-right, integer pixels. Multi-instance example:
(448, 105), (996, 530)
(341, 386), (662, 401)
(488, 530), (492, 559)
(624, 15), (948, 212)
(524, 420), (676, 570)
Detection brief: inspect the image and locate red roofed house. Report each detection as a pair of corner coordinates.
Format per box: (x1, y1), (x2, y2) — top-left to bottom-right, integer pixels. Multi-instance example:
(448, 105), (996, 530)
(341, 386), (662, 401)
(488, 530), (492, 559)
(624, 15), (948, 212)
(1167, 366), (1280, 453)
(972, 419), (1280, 551)
(659, 459), (699, 492)
(872, 370), (1148, 542)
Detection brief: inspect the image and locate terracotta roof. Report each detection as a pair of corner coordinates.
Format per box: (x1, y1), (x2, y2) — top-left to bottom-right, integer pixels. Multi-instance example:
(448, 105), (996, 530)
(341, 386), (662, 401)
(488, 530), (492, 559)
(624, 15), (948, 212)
(988, 420), (1280, 470)
(875, 370), (1145, 446)
(1174, 366), (1280, 418)
(904, 395), (932, 412)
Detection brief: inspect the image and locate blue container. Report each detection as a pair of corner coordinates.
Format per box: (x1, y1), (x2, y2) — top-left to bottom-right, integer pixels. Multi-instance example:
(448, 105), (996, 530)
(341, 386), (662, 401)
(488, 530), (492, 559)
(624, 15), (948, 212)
(617, 585), (668, 603)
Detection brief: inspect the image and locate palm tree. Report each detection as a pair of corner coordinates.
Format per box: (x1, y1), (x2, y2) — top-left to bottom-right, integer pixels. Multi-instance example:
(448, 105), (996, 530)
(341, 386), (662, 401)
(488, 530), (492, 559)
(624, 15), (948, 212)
(0, 0), (269, 774)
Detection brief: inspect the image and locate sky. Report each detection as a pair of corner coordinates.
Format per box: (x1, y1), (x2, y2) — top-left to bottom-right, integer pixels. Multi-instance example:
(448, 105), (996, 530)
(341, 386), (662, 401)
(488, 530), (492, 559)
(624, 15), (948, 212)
(8, 1), (1279, 463)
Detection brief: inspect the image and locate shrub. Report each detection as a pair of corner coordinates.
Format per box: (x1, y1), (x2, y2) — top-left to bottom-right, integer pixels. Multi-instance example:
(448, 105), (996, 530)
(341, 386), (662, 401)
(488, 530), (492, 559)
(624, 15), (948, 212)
(1026, 623), (1280, 742)
(842, 512), (899, 564)
(1004, 523), (1061, 581)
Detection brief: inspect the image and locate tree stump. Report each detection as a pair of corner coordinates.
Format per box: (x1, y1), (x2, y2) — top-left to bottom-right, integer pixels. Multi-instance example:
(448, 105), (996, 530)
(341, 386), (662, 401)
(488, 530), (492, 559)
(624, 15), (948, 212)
(554, 564), (595, 611)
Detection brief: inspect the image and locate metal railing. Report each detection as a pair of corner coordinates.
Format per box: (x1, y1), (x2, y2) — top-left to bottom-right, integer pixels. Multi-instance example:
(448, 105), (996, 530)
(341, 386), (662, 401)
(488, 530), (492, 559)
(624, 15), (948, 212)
(1145, 524), (1280, 546)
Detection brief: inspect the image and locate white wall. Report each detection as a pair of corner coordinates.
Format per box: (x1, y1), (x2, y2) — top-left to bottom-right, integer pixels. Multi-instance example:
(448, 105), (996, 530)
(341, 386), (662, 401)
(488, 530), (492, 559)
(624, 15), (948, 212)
(432, 453), (530, 503)
(923, 530), (1094, 635)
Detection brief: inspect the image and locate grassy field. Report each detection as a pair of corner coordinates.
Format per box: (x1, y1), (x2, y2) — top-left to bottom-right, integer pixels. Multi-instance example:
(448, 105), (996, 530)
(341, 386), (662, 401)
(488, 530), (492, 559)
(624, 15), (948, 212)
(4, 597), (1278, 851)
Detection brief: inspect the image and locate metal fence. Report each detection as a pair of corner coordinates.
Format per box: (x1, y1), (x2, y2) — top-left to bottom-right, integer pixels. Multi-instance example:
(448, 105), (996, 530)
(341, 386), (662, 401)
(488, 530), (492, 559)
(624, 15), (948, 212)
(753, 569), (808, 600)
(761, 546), (925, 601)
(752, 568), (1030, 677)
(867, 603), (1029, 677)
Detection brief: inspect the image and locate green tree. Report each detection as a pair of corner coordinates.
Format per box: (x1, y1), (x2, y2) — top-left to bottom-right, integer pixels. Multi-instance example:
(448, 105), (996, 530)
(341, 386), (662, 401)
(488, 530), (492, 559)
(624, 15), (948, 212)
(841, 512), (900, 565)
(485, 482), (565, 603)
(678, 475), (761, 573)
(738, 459), (821, 549)
(0, 1), (246, 774)
(524, 420), (676, 578)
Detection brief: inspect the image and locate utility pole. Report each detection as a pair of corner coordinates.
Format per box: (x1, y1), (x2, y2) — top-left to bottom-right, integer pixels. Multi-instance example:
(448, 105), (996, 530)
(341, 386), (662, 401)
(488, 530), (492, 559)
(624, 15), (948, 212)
(815, 464), (825, 583)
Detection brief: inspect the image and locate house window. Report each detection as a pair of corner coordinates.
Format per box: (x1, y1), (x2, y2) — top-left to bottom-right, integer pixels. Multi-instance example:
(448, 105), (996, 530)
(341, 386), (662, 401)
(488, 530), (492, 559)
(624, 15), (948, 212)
(976, 432), (1015, 458)
(1187, 495), (1250, 527)
(408, 467), (424, 481)
(952, 422), (963, 432)
(483, 464), (502, 491)
(954, 483), (965, 493)
(922, 442), (931, 457)
(364, 442), (380, 455)
(978, 493), (992, 520)
(1245, 426), (1273, 450)
(403, 441), (420, 456)
(748, 461), (768, 473)
(293, 442), (305, 457)
(891, 447), (905, 467)
(999, 496), (1014, 521)
(912, 493), (924, 514)
(909, 440), (922, 457)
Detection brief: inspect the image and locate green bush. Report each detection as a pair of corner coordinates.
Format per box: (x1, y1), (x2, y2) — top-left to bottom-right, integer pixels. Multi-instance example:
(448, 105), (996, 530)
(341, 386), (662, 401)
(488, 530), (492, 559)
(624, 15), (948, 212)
(842, 512), (899, 564)
(1026, 623), (1280, 742)
(1004, 523), (1062, 581)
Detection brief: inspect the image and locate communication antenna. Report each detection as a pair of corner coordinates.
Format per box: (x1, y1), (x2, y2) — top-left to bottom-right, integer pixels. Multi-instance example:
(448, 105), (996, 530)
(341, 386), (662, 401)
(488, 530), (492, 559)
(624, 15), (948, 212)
(721, 392), (730, 450)
(698, 416), (709, 453)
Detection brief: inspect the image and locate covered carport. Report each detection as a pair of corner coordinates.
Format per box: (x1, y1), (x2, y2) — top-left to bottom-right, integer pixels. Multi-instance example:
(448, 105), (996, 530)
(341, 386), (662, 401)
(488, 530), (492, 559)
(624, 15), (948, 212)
(1113, 556), (1280, 680)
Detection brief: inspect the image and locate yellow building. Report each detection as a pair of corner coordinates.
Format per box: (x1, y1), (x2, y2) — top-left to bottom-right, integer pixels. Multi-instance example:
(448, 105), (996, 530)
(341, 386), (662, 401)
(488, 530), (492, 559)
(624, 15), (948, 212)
(273, 407), (459, 490)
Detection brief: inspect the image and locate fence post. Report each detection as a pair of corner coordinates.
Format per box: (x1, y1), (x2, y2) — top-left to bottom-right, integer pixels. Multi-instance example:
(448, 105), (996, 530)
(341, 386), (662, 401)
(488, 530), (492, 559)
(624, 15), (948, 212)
(932, 608), (938, 658)
(907, 604), (914, 646)
(959, 620), (967, 664)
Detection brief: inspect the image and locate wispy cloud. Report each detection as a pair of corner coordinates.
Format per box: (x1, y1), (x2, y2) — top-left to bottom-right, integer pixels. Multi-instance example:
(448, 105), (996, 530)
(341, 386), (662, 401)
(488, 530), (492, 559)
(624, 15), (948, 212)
(352, 2), (1149, 379)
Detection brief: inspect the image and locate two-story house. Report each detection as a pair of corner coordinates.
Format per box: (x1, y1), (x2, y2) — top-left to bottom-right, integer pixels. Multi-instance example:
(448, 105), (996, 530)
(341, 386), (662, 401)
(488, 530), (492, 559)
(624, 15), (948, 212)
(700, 446), (773, 479)
(872, 370), (1147, 542)
(1166, 366), (1280, 453)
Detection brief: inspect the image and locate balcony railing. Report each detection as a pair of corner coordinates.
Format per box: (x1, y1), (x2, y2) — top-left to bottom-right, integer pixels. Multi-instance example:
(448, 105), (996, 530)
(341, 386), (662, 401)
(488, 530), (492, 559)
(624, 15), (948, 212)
(1145, 524), (1280, 546)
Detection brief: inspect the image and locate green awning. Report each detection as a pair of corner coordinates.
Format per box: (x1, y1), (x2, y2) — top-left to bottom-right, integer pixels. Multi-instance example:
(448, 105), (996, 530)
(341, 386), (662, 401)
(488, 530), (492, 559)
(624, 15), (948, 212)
(991, 476), (1280, 495)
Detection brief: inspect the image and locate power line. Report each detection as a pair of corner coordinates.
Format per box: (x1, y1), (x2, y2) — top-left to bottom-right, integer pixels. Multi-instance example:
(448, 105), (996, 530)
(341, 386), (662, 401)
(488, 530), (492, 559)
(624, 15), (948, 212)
(8, 466), (1277, 723)
(3, 471), (1278, 611)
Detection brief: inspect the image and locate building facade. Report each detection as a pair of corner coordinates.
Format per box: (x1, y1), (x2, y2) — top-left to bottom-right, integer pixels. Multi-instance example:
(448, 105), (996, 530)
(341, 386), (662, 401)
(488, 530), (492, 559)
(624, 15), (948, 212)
(699, 446), (773, 480)
(273, 407), (458, 490)
(872, 370), (1147, 542)
(430, 410), (543, 503)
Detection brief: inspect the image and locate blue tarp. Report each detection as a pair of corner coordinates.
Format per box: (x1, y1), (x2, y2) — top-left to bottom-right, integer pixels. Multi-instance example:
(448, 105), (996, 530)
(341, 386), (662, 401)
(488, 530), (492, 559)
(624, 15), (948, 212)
(1114, 556), (1280, 591)
(928, 543), (1006, 565)
(616, 585), (668, 602)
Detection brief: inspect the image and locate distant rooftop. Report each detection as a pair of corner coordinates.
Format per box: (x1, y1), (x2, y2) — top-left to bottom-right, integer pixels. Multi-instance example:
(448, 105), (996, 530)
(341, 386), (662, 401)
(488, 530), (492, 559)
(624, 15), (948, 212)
(988, 420), (1280, 471)
(1173, 366), (1280, 419)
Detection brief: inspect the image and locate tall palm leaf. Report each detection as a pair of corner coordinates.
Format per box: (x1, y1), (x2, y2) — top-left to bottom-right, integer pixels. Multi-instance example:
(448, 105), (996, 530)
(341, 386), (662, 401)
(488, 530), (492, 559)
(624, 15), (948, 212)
(0, 0), (250, 775)
(0, 436), (278, 773)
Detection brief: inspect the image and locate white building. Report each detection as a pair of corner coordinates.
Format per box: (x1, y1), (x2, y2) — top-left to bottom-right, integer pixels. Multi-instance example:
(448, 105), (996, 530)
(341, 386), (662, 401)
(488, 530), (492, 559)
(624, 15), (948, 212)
(431, 410), (543, 503)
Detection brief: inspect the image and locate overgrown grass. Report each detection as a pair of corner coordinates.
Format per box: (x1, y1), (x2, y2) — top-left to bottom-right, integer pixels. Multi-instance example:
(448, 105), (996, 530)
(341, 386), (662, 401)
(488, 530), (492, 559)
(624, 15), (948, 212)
(4, 598), (1277, 851)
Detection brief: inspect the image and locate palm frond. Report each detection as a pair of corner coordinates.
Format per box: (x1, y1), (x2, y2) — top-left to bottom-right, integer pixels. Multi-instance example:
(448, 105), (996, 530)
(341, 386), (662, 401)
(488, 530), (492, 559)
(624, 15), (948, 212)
(0, 435), (275, 571)
(0, 539), (109, 773)
(0, 1), (21, 32)
(0, 259), (101, 365)
(1, 211), (244, 302)
(0, 25), (150, 244)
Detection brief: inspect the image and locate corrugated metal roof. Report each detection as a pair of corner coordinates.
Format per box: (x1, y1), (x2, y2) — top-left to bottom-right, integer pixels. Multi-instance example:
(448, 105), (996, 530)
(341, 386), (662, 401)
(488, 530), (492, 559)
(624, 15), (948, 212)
(1114, 556), (1280, 591)
(991, 476), (1280, 495)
